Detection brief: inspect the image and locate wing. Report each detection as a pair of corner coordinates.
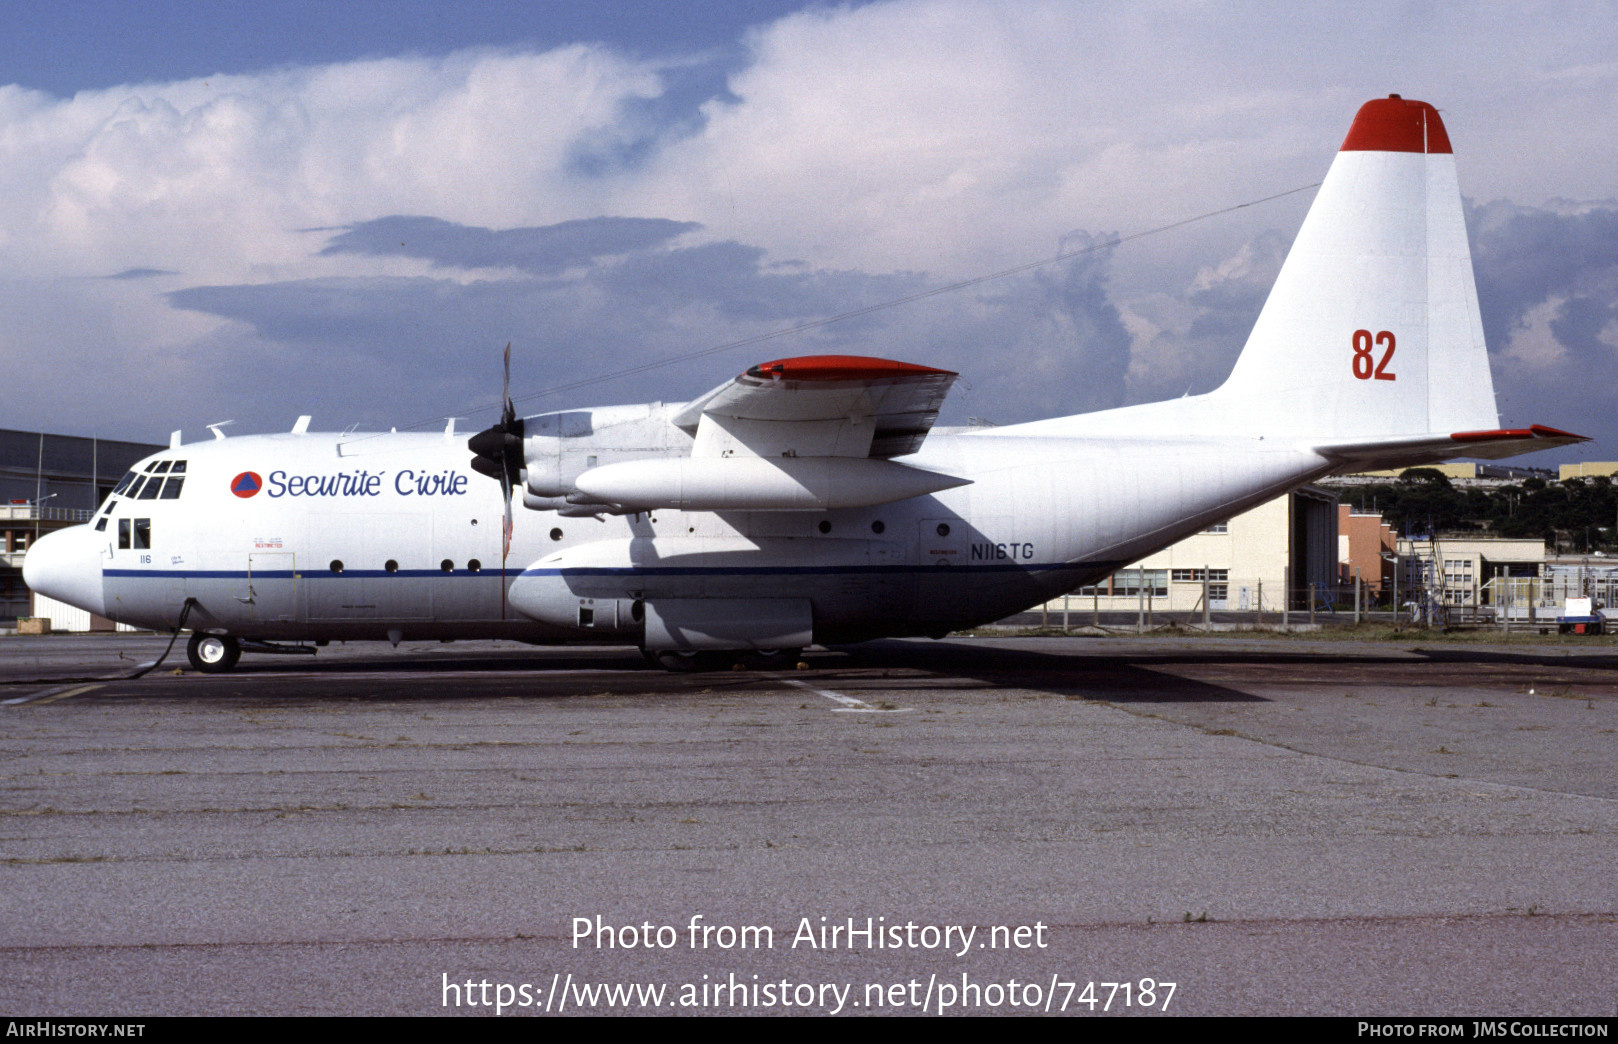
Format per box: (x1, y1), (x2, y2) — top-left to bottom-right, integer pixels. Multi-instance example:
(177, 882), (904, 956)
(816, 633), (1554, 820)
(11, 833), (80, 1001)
(669, 354), (958, 459)
(571, 355), (970, 512)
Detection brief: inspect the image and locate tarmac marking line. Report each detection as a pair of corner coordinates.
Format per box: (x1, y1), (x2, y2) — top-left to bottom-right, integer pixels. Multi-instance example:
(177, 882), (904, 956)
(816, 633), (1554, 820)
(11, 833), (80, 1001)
(5, 683), (105, 706)
(780, 677), (912, 713)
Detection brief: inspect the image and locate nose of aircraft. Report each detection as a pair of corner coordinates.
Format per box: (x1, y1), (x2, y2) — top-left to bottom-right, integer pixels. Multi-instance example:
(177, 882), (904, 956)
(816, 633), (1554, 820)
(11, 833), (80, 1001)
(22, 524), (107, 617)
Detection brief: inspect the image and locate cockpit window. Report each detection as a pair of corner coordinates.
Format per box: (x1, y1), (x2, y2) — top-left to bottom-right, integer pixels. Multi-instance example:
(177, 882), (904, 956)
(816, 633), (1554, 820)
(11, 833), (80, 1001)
(122, 460), (188, 500)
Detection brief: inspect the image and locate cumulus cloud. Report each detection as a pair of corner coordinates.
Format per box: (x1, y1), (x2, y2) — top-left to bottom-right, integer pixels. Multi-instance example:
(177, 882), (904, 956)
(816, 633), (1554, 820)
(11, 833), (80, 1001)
(918, 233), (1134, 422)
(1, 47), (669, 283)
(1467, 199), (1618, 449)
(1122, 228), (1292, 403)
(1471, 199), (1618, 357)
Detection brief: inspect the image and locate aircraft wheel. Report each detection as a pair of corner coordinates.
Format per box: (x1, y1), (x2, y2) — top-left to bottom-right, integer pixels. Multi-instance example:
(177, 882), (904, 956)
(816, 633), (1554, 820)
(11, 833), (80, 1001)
(187, 633), (241, 673)
(649, 649), (714, 673)
(742, 648), (802, 670)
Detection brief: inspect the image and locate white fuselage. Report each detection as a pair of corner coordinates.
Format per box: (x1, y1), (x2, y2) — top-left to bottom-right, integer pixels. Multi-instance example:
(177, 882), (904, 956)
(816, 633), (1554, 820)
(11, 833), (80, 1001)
(28, 417), (1331, 646)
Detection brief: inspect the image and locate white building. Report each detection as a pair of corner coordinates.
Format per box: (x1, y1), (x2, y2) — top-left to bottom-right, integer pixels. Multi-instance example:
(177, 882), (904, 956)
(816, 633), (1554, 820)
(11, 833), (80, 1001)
(1057, 487), (1339, 613)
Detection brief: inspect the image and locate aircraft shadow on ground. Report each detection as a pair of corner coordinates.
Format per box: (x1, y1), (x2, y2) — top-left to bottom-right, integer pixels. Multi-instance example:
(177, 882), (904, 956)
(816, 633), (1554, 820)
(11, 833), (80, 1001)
(70, 636), (1618, 705)
(79, 640), (1273, 705)
(1400, 646), (1618, 673)
(210, 638), (1268, 703)
(822, 640), (1269, 703)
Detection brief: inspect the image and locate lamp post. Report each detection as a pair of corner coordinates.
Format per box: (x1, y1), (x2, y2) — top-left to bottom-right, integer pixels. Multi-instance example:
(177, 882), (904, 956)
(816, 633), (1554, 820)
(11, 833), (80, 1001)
(1380, 549), (1399, 625)
(30, 493), (57, 549)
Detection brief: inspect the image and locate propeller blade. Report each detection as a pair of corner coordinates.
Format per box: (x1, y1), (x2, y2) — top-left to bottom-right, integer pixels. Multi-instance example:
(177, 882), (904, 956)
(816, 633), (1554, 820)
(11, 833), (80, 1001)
(466, 343), (523, 619)
(502, 342), (512, 422)
(503, 345), (518, 619)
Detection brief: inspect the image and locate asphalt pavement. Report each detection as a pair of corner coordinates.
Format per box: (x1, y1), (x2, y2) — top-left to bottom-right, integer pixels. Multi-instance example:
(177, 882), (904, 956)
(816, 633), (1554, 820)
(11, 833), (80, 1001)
(2, 633), (1614, 1015)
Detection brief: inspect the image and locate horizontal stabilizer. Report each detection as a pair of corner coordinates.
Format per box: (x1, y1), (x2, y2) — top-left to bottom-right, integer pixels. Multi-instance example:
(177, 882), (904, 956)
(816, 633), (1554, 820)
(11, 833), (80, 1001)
(1316, 425), (1588, 473)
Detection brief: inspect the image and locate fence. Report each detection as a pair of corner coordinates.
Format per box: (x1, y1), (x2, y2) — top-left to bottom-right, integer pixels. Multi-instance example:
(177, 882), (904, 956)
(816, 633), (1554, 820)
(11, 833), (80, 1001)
(0, 504), (94, 522)
(1033, 567), (1618, 632)
(1481, 574), (1618, 626)
(1036, 571), (1395, 631)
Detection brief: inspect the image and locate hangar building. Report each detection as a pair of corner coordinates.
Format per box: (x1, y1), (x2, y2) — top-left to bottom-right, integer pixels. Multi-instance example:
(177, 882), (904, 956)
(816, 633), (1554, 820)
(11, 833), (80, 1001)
(1, 429), (163, 626)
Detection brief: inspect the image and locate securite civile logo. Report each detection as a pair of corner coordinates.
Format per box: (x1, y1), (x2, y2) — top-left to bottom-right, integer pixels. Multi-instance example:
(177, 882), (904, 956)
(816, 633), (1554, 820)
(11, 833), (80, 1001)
(230, 471), (263, 498)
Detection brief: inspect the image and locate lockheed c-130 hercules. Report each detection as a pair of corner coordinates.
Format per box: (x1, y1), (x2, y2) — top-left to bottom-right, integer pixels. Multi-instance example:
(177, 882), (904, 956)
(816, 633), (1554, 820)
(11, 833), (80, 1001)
(24, 96), (1585, 672)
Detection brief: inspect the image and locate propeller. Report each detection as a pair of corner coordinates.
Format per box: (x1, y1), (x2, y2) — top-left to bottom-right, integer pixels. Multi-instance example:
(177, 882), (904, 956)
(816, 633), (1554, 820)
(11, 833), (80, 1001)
(468, 344), (525, 614)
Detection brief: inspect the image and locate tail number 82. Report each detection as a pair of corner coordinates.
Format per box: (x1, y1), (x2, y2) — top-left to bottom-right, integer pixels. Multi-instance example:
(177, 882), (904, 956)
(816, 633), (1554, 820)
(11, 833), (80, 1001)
(1351, 329), (1396, 381)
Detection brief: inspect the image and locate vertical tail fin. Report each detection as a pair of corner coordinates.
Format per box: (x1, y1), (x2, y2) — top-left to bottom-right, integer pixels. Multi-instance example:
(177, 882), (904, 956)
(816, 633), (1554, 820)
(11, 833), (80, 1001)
(1217, 95), (1499, 439)
(996, 96), (1582, 459)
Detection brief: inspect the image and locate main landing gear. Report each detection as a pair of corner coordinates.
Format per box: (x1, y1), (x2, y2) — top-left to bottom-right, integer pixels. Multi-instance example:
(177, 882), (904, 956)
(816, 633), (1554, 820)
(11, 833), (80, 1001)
(187, 633), (241, 673)
(643, 648), (803, 672)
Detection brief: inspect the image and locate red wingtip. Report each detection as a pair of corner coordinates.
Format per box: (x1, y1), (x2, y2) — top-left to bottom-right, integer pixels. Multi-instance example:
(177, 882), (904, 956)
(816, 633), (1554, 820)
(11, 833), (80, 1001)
(1526, 424), (1589, 441)
(1340, 95), (1452, 155)
(746, 355), (956, 382)
(1451, 424), (1590, 443)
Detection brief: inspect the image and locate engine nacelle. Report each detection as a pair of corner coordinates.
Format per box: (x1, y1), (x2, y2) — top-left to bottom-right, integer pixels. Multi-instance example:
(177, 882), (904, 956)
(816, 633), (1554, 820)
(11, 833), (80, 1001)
(572, 456), (968, 511)
(521, 403), (684, 500)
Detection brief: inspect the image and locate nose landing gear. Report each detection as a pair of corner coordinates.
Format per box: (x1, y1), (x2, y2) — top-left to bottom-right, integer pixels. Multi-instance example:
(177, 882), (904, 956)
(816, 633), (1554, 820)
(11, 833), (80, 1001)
(187, 633), (241, 673)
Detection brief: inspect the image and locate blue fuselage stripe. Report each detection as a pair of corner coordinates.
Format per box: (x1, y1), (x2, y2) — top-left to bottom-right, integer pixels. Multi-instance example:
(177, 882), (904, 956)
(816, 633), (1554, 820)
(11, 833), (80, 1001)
(102, 561), (1117, 581)
(518, 562), (1099, 578)
(104, 569), (489, 579)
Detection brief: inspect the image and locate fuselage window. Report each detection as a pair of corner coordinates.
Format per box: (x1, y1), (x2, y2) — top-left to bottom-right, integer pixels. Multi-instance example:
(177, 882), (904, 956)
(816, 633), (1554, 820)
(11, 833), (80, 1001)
(384, 559), (398, 573)
(159, 477), (184, 499)
(330, 560), (344, 574)
(468, 559), (482, 573)
(118, 518), (151, 549)
(440, 559), (453, 573)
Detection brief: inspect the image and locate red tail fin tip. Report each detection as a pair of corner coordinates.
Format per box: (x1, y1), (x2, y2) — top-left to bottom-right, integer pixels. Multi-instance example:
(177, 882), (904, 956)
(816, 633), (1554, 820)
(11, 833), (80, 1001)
(1339, 95), (1452, 154)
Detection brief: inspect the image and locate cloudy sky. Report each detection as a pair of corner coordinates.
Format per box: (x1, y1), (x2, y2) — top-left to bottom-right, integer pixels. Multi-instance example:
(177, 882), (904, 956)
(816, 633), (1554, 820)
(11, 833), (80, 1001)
(4, 1), (1615, 464)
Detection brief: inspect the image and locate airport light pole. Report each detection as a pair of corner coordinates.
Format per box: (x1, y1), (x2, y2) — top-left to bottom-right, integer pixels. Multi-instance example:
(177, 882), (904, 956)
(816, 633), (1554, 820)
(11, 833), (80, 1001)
(30, 493), (56, 550)
(1381, 550), (1399, 625)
